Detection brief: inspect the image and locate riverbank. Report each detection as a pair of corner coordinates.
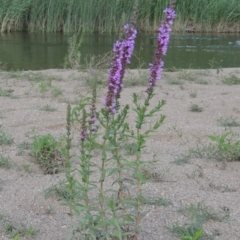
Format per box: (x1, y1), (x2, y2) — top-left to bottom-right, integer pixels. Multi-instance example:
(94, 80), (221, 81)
(0, 0), (240, 33)
(0, 68), (240, 239)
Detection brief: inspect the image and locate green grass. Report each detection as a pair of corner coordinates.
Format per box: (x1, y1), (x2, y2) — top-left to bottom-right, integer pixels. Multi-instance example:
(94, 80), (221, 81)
(0, 154), (10, 169)
(0, 87), (13, 97)
(0, 0), (239, 33)
(187, 132), (240, 162)
(189, 104), (203, 112)
(44, 181), (73, 200)
(222, 74), (240, 85)
(30, 134), (65, 174)
(189, 92), (197, 98)
(218, 116), (240, 127)
(40, 105), (57, 112)
(51, 87), (63, 97)
(0, 127), (13, 145)
(166, 78), (184, 85)
(142, 196), (172, 207)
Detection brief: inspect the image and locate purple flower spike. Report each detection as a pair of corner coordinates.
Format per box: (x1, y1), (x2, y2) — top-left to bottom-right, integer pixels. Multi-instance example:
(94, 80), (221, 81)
(116, 24), (137, 99)
(105, 40), (124, 114)
(105, 24), (137, 114)
(80, 130), (87, 141)
(147, 7), (176, 91)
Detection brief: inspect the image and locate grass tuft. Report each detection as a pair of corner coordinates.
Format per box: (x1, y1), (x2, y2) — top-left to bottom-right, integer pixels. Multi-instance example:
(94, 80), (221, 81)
(0, 128), (14, 145)
(222, 74), (240, 85)
(189, 104), (203, 112)
(218, 116), (240, 127)
(30, 134), (65, 174)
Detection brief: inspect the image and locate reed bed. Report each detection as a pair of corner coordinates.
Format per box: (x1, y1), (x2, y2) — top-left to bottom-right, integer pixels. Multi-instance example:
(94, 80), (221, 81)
(0, 0), (240, 33)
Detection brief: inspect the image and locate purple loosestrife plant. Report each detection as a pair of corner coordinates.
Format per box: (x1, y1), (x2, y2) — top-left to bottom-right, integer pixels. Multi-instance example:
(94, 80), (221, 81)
(66, 2), (177, 239)
(105, 24), (137, 114)
(147, 7), (176, 91)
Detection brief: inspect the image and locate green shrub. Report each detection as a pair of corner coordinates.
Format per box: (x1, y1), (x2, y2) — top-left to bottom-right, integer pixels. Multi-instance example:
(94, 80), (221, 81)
(31, 134), (64, 174)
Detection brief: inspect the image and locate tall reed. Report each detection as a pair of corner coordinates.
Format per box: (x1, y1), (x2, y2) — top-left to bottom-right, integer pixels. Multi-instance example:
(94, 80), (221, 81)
(0, 0), (239, 33)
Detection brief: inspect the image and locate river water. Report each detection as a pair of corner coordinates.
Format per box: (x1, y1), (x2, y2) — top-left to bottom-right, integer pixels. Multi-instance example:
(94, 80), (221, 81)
(0, 32), (239, 70)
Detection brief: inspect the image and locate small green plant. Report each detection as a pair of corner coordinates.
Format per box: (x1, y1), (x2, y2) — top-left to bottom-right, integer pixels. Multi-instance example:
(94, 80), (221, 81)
(142, 196), (172, 207)
(44, 181), (73, 200)
(22, 164), (31, 172)
(0, 127), (14, 145)
(209, 132), (240, 161)
(208, 58), (223, 75)
(31, 134), (65, 174)
(4, 223), (38, 239)
(38, 81), (50, 93)
(189, 104), (203, 112)
(178, 202), (230, 223)
(172, 154), (191, 165)
(51, 87), (62, 97)
(64, 31), (83, 69)
(0, 155), (11, 169)
(166, 78), (184, 85)
(222, 74), (240, 85)
(0, 87), (12, 97)
(189, 92), (197, 98)
(178, 70), (196, 81)
(40, 105), (57, 112)
(168, 223), (203, 240)
(218, 116), (240, 127)
(194, 79), (208, 85)
(140, 164), (165, 182)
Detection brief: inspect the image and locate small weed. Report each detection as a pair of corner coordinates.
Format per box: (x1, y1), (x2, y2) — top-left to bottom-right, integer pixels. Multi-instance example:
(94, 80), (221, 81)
(31, 134), (65, 174)
(40, 105), (57, 112)
(178, 70), (196, 81)
(51, 87), (63, 97)
(122, 142), (136, 155)
(172, 154), (190, 165)
(140, 165), (166, 182)
(222, 74), (240, 85)
(17, 141), (30, 150)
(6, 70), (23, 79)
(27, 72), (46, 82)
(0, 87), (12, 97)
(167, 223), (204, 240)
(208, 58), (223, 75)
(45, 205), (55, 215)
(178, 202), (230, 223)
(0, 155), (11, 169)
(189, 92), (197, 98)
(25, 226), (39, 236)
(22, 164), (31, 172)
(217, 116), (240, 127)
(124, 76), (147, 87)
(194, 79), (208, 85)
(186, 165), (204, 180)
(4, 223), (38, 239)
(208, 132), (240, 161)
(166, 78), (183, 85)
(38, 81), (50, 93)
(189, 104), (203, 112)
(142, 196), (172, 207)
(44, 181), (73, 200)
(0, 128), (14, 145)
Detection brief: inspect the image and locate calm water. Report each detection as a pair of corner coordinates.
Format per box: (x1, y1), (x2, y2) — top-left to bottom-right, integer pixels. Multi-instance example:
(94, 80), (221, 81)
(0, 32), (239, 70)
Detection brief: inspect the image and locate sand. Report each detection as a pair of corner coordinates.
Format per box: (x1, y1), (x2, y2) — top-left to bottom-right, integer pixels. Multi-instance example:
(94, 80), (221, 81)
(0, 68), (240, 240)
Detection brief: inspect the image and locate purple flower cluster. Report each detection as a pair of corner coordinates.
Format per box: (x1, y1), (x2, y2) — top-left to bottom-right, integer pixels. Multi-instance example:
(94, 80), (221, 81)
(147, 7), (176, 91)
(105, 24), (137, 114)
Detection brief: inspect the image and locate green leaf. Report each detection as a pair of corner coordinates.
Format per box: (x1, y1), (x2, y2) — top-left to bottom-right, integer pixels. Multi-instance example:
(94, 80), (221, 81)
(193, 228), (203, 240)
(123, 214), (135, 222)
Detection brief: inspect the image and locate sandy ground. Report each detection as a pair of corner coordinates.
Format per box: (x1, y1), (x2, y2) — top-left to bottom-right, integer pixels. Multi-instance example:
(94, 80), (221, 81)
(0, 68), (240, 240)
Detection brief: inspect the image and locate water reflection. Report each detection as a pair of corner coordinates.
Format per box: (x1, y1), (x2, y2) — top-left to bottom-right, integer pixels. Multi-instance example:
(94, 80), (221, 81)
(0, 32), (239, 70)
